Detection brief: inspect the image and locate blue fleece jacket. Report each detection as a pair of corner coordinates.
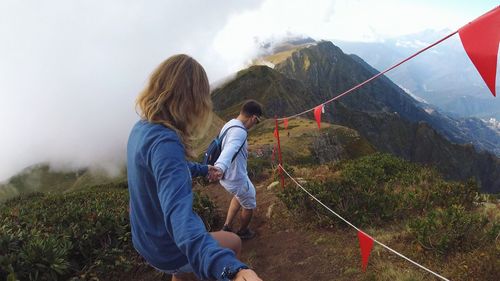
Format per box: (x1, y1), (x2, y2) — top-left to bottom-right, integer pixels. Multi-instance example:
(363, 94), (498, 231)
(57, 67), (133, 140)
(127, 120), (246, 280)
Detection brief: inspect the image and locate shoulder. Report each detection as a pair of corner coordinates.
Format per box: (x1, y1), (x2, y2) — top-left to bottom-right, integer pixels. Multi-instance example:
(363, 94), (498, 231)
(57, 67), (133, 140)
(137, 121), (185, 154)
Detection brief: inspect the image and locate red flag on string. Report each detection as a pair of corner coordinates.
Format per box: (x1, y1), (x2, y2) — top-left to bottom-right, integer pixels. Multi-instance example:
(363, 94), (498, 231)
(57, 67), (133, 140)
(314, 105), (323, 129)
(458, 6), (500, 97)
(357, 231), (374, 272)
(284, 118), (289, 130)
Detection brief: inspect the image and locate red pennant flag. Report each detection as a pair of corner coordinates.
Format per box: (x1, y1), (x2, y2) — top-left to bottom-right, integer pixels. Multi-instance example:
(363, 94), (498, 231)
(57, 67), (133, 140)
(458, 6), (500, 97)
(284, 118), (289, 130)
(357, 231), (374, 272)
(273, 127), (279, 139)
(314, 105), (323, 129)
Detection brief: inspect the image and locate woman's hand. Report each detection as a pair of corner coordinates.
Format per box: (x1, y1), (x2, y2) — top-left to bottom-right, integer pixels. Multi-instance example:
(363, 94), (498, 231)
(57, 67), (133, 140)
(233, 269), (262, 281)
(207, 165), (223, 182)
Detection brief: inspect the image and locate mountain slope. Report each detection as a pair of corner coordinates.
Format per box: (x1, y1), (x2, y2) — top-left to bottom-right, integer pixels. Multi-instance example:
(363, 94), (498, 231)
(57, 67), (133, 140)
(273, 41), (500, 155)
(212, 41), (500, 193)
(211, 65), (315, 119)
(334, 30), (500, 120)
(0, 164), (126, 202)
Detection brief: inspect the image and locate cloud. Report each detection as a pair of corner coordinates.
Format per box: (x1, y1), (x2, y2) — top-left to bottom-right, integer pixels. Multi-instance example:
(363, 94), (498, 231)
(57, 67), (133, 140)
(0, 0), (495, 181)
(0, 0), (262, 181)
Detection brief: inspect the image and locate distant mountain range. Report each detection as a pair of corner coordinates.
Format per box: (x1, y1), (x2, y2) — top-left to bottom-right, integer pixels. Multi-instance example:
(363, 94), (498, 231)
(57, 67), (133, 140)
(333, 29), (500, 122)
(212, 40), (500, 193)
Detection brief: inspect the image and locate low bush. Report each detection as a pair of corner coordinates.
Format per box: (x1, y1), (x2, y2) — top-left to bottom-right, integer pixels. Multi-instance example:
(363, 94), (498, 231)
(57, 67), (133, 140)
(247, 156), (272, 181)
(0, 184), (219, 280)
(278, 153), (480, 227)
(408, 205), (494, 256)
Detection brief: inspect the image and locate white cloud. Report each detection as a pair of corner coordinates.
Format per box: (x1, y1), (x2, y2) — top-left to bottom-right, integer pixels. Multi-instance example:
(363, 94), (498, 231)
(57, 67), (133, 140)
(0, 0), (495, 181)
(0, 0), (262, 181)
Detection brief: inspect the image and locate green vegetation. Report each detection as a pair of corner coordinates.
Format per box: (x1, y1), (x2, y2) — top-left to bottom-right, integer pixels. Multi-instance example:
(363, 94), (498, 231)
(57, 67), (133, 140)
(0, 183), (219, 280)
(408, 205), (492, 255)
(279, 153), (478, 227)
(0, 164), (127, 203)
(278, 153), (499, 279)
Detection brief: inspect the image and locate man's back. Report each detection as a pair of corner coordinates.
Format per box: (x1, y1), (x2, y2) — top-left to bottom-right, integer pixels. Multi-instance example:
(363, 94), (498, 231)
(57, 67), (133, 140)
(216, 119), (249, 186)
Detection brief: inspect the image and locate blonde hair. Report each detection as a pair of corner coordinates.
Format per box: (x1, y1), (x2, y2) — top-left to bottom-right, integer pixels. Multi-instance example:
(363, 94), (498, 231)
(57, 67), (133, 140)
(136, 54), (212, 157)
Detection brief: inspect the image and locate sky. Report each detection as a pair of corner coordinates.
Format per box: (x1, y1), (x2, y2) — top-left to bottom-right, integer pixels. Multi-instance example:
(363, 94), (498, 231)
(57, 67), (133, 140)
(0, 0), (498, 181)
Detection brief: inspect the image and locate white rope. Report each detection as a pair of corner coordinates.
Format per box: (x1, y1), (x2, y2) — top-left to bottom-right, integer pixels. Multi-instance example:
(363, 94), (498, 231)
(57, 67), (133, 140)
(278, 164), (451, 281)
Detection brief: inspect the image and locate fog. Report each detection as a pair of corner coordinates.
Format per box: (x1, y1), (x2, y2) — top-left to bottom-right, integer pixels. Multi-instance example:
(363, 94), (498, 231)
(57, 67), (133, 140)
(0, 0), (496, 181)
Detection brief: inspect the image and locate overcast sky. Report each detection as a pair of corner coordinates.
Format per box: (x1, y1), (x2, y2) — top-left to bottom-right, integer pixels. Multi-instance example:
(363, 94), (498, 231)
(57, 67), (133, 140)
(0, 0), (498, 181)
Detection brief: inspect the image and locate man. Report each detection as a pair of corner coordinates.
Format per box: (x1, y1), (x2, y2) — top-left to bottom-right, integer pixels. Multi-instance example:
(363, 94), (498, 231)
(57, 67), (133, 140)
(214, 100), (263, 240)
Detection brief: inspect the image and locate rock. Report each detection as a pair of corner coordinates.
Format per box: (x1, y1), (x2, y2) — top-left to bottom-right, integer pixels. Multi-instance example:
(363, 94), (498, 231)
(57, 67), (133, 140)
(267, 181), (279, 190)
(266, 203), (275, 219)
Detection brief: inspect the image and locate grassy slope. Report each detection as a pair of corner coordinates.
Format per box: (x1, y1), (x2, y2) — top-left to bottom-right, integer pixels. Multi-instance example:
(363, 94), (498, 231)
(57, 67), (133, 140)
(0, 164), (126, 203)
(247, 117), (375, 166)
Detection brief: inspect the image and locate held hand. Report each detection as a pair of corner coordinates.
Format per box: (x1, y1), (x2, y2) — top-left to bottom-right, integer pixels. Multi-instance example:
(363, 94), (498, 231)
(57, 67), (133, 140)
(233, 269), (262, 281)
(207, 165), (223, 182)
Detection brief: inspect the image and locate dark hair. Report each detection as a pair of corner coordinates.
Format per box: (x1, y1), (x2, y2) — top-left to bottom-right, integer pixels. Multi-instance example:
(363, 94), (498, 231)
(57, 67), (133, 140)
(240, 100), (263, 117)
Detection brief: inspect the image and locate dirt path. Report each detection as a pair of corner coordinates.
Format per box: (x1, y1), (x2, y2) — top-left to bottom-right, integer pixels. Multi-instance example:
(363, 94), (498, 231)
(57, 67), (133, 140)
(198, 181), (366, 281)
(122, 180), (366, 281)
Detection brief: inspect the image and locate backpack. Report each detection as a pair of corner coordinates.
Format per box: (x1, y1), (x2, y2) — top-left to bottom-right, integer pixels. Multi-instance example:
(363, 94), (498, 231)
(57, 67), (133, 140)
(202, 125), (247, 166)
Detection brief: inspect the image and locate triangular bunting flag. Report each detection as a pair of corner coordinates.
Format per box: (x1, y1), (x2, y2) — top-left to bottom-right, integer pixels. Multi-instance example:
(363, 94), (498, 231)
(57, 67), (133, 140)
(314, 105), (323, 129)
(458, 6), (500, 97)
(357, 230), (374, 272)
(284, 118), (289, 130)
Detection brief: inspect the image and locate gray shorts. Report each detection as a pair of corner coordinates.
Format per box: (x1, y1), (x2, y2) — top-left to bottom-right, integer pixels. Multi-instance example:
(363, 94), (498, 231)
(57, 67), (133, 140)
(222, 179), (256, 209)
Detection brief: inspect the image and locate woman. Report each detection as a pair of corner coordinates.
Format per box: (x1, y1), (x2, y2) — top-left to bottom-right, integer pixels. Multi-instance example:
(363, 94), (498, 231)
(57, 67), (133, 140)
(127, 54), (262, 281)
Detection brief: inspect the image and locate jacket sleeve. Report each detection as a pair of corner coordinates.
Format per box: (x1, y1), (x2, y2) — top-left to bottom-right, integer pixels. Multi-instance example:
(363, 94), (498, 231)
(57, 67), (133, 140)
(214, 127), (247, 174)
(149, 139), (246, 280)
(187, 162), (209, 178)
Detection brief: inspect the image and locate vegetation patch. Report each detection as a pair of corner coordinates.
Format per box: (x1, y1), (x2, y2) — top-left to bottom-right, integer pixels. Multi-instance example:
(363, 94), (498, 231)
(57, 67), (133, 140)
(408, 205), (496, 255)
(278, 153), (479, 227)
(0, 183), (219, 280)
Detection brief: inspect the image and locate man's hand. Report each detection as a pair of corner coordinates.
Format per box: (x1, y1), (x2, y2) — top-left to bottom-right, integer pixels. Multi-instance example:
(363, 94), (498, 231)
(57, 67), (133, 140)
(207, 165), (223, 182)
(233, 269), (262, 281)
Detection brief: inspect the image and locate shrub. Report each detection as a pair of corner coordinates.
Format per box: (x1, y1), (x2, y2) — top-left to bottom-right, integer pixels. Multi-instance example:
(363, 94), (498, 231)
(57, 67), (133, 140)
(247, 156), (272, 181)
(0, 184), (219, 280)
(278, 179), (401, 227)
(193, 192), (220, 231)
(278, 153), (480, 227)
(408, 205), (490, 255)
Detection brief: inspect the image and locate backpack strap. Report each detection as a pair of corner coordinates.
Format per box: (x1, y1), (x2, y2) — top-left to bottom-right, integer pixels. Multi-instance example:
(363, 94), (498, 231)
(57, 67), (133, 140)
(219, 125), (247, 163)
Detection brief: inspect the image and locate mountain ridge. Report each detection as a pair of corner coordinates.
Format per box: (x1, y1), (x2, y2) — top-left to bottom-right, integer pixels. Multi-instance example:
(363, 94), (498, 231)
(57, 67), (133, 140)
(212, 40), (500, 193)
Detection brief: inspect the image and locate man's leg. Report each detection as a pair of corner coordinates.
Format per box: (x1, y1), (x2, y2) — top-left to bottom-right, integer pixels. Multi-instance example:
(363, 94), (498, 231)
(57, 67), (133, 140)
(239, 208), (253, 232)
(235, 181), (257, 239)
(223, 196), (241, 230)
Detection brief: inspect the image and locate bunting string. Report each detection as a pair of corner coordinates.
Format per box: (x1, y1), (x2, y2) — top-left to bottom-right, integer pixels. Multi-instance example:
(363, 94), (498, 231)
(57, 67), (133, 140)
(278, 164), (451, 281)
